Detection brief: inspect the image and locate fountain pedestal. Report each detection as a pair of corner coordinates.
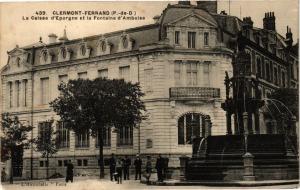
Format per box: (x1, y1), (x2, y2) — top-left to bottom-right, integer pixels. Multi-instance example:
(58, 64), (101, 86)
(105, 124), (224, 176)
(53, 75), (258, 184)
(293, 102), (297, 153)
(243, 152), (255, 181)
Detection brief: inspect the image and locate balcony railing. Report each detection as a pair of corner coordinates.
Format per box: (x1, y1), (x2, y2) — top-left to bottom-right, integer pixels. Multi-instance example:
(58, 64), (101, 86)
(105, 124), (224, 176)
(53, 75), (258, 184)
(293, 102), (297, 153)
(169, 87), (220, 100)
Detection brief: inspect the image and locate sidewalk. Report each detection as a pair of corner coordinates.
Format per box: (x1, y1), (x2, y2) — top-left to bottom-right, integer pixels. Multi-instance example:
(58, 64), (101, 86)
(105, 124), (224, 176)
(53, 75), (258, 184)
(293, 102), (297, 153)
(141, 179), (300, 187)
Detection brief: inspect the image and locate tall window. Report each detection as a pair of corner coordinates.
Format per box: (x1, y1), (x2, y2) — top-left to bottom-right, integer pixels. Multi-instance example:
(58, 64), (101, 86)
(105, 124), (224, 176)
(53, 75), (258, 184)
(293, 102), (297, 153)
(41, 77), (49, 105)
(178, 113), (207, 145)
(95, 127), (111, 147)
(203, 62), (210, 87)
(266, 61), (270, 81)
(117, 126), (133, 146)
(188, 32), (196, 48)
(78, 72), (87, 79)
(59, 74), (68, 83)
(274, 67), (278, 85)
(175, 31), (180, 45)
(8, 82), (13, 108)
(38, 121), (52, 145)
(24, 80), (27, 107)
(16, 81), (20, 107)
(119, 66), (130, 81)
(98, 69), (108, 79)
(56, 122), (70, 148)
(174, 61), (182, 86)
(75, 129), (89, 148)
(256, 57), (262, 77)
(204, 32), (209, 46)
(186, 62), (198, 86)
(282, 71), (286, 87)
(144, 68), (153, 92)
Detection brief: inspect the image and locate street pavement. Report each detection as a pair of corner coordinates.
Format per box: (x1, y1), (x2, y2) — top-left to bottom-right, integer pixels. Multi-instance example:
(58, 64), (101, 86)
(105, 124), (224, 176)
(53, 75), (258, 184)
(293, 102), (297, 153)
(1, 177), (299, 190)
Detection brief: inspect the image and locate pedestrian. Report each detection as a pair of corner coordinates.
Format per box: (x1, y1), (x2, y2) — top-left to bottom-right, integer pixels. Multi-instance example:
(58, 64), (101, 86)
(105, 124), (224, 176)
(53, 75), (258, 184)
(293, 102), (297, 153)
(65, 160), (74, 183)
(123, 155), (131, 180)
(145, 156), (152, 184)
(109, 153), (116, 181)
(163, 157), (169, 180)
(155, 154), (164, 182)
(134, 154), (142, 180)
(1, 168), (6, 182)
(116, 158), (123, 184)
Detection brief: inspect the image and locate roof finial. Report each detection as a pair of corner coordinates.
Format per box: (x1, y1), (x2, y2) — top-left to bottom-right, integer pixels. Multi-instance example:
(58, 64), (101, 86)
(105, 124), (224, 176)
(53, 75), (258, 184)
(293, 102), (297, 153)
(39, 36), (43, 43)
(59, 26), (69, 42)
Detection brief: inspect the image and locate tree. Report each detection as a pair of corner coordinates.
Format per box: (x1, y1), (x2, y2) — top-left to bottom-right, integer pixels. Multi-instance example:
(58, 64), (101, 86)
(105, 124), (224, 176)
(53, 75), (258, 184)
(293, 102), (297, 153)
(50, 78), (146, 178)
(1, 113), (33, 184)
(34, 119), (58, 180)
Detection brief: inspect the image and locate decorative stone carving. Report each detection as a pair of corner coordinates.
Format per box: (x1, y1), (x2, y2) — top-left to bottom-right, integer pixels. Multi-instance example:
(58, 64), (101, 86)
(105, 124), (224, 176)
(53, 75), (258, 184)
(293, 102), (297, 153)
(57, 45), (72, 62)
(118, 32), (134, 52)
(96, 36), (112, 56)
(77, 40), (91, 59)
(40, 47), (52, 65)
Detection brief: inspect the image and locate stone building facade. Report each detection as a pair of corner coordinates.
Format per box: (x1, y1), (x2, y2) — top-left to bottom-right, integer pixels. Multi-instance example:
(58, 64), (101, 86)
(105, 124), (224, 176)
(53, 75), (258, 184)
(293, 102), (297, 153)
(1, 1), (298, 179)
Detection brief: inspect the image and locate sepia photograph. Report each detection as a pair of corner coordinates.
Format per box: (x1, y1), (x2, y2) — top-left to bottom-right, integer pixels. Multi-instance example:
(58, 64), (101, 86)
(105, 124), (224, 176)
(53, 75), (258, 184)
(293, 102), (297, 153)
(0, 0), (299, 189)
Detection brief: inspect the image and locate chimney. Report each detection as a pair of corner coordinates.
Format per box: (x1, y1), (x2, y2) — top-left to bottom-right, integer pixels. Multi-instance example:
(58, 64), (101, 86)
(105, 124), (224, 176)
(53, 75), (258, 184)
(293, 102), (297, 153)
(263, 12), (276, 31)
(153, 15), (160, 23)
(197, 0), (217, 13)
(178, 1), (191, 5)
(242, 17), (253, 29)
(286, 26), (293, 47)
(48, 33), (58, 44)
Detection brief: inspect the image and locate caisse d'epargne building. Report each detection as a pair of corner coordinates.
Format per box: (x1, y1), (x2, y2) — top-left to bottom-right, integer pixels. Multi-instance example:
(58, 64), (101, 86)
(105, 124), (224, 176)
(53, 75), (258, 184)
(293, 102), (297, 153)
(1, 1), (298, 179)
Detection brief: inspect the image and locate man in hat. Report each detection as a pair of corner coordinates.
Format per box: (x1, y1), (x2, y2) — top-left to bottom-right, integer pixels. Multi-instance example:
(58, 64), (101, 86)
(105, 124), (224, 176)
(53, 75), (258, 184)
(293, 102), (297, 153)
(133, 154), (142, 180)
(109, 153), (116, 181)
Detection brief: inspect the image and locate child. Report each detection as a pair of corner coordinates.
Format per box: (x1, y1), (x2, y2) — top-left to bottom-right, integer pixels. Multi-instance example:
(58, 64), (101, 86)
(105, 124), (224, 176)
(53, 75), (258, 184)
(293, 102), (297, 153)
(116, 158), (123, 184)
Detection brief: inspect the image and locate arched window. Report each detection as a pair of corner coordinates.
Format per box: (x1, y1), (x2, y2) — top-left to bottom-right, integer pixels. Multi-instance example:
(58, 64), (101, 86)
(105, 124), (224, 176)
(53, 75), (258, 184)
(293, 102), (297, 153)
(61, 48), (67, 59)
(122, 37), (128, 48)
(256, 57), (261, 77)
(178, 113), (210, 145)
(101, 41), (106, 52)
(80, 45), (86, 56)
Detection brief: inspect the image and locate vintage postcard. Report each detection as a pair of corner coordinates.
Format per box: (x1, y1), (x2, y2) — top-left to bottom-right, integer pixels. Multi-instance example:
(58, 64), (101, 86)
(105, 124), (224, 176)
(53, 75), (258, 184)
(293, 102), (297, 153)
(0, 1), (299, 190)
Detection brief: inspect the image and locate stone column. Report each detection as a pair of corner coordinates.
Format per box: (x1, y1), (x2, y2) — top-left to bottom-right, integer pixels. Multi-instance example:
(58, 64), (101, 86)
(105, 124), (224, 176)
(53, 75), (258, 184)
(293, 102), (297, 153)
(243, 112), (249, 135)
(19, 80), (24, 107)
(243, 152), (255, 181)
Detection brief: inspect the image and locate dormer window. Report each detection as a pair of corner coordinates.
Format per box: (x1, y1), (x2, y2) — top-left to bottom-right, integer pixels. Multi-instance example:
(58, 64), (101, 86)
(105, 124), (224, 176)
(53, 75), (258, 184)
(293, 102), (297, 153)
(16, 57), (21, 67)
(101, 41), (106, 52)
(42, 51), (47, 62)
(61, 48), (67, 59)
(204, 32), (209, 46)
(122, 37), (128, 48)
(80, 45), (86, 56)
(175, 31), (180, 45)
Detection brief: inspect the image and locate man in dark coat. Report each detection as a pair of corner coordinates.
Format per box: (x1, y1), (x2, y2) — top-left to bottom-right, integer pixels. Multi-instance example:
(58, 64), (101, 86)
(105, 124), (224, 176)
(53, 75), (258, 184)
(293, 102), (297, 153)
(65, 160), (74, 183)
(133, 154), (142, 180)
(109, 153), (116, 181)
(123, 156), (131, 180)
(155, 154), (164, 182)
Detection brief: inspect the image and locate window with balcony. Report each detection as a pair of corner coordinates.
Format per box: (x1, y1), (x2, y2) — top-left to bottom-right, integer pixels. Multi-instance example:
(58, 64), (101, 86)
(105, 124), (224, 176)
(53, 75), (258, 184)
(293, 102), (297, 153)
(95, 127), (111, 147)
(117, 126), (133, 146)
(75, 129), (89, 148)
(188, 32), (196, 48)
(178, 113), (209, 145)
(204, 32), (209, 46)
(41, 77), (49, 105)
(56, 122), (70, 149)
(119, 66), (130, 81)
(175, 31), (180, 45)
(186, 62), (198, 86)
(98, 69), (108, 79)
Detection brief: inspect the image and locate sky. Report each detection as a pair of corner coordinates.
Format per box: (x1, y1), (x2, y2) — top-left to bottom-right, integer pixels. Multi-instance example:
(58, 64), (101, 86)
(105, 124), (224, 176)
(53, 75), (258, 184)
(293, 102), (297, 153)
(0, 0), (298, 69)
